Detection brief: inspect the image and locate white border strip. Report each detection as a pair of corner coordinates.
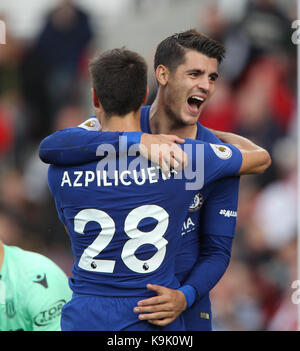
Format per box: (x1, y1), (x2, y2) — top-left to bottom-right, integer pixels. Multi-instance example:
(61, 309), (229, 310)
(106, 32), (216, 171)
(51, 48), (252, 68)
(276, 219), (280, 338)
(298, 0), (300, 332)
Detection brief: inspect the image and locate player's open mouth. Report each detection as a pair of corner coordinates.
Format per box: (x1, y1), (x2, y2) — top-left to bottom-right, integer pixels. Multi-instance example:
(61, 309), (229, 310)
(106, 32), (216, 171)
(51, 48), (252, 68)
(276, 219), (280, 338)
(187, 95), (205, 115)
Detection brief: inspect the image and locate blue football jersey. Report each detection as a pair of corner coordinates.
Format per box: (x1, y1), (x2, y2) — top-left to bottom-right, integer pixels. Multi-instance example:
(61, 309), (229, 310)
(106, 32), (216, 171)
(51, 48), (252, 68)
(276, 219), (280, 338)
(140, 106), (240, 284)
(41, 125), (242, 298)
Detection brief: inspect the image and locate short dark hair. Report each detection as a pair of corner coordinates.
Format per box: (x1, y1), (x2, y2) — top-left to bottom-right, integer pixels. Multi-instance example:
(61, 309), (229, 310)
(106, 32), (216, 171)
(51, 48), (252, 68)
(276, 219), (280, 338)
(89, 48), (148, 117)
(154, 29), (225, 72)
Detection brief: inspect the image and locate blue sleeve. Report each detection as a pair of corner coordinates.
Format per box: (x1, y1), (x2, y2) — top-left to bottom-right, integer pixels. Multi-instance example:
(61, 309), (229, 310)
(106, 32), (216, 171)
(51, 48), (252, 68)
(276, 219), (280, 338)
(203, 143), (242, 183)
(183, 234), (233, 300)
(201, 176), (240, 237)
(180, 177), (239, 301)
(179, 128), (239, 302)
(182, 140), (242, 191)
(178, 285), (197, 308)
(39, 127), (143, 166)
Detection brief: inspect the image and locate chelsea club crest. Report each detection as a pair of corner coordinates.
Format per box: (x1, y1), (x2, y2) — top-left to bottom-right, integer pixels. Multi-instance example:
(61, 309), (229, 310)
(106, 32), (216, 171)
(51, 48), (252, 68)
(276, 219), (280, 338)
(188, 193), (203, 212)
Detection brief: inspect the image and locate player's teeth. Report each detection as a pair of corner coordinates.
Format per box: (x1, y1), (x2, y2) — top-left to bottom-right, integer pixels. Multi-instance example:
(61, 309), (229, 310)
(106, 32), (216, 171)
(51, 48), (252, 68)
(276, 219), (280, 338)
(191, 96), (204, 101)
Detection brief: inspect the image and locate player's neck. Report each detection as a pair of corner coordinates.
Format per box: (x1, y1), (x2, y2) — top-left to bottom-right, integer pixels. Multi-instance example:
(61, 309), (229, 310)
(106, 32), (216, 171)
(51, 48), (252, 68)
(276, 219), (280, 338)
(149, 97), (197, 139)
(101, 110), (141, 132)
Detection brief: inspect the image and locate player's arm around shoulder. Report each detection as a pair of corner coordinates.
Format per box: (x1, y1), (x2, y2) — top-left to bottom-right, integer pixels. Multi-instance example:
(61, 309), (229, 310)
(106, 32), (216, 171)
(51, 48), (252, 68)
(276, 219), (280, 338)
(38, 116), (188, 173)
(238, 143), (271, 175)
(24, 252), (72, 331)
(208, 129), (271, 175)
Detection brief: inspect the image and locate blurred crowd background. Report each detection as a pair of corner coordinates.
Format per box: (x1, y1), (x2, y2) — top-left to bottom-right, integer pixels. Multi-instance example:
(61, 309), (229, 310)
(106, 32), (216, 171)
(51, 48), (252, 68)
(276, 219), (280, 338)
(0, 0), (297, 330)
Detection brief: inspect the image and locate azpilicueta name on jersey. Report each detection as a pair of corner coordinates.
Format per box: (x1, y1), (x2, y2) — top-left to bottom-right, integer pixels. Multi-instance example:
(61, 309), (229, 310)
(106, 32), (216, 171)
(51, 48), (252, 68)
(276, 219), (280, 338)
(60, 166), (177, 187)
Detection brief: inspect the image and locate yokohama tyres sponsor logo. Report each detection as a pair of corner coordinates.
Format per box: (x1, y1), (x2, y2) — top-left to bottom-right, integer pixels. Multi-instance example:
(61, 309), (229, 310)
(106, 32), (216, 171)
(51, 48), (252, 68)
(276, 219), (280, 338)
(219, 209), (237, 218)
(34, 299), (66, 326)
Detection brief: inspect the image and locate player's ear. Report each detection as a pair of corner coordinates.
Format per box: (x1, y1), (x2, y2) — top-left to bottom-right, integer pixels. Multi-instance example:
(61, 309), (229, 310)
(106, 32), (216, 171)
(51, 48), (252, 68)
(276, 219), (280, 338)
(155, 65), (169, 86)
(142, 86), (149, 105)
(92, 88), (100, 109)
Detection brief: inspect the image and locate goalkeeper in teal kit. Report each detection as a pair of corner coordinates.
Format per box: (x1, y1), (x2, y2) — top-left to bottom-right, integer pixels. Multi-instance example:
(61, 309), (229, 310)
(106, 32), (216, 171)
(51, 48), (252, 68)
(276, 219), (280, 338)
(0, 241), (72, 331)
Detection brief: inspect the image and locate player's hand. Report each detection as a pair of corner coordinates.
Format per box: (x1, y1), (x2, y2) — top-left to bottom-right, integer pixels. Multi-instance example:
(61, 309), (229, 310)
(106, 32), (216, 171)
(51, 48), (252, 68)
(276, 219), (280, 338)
(139, 134), (188, 174)
(133, 284), (187, 326)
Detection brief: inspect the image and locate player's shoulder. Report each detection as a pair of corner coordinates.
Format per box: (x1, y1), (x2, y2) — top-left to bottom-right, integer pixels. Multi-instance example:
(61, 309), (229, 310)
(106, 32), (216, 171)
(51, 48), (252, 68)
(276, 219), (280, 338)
(8, 246), (65, 278)
(40, 116), (100, 148)
(78, 116), (101, 131)
(195, 123), (241, 164)
(196, 122), (222, 144)
(196, 124), (241, 191)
